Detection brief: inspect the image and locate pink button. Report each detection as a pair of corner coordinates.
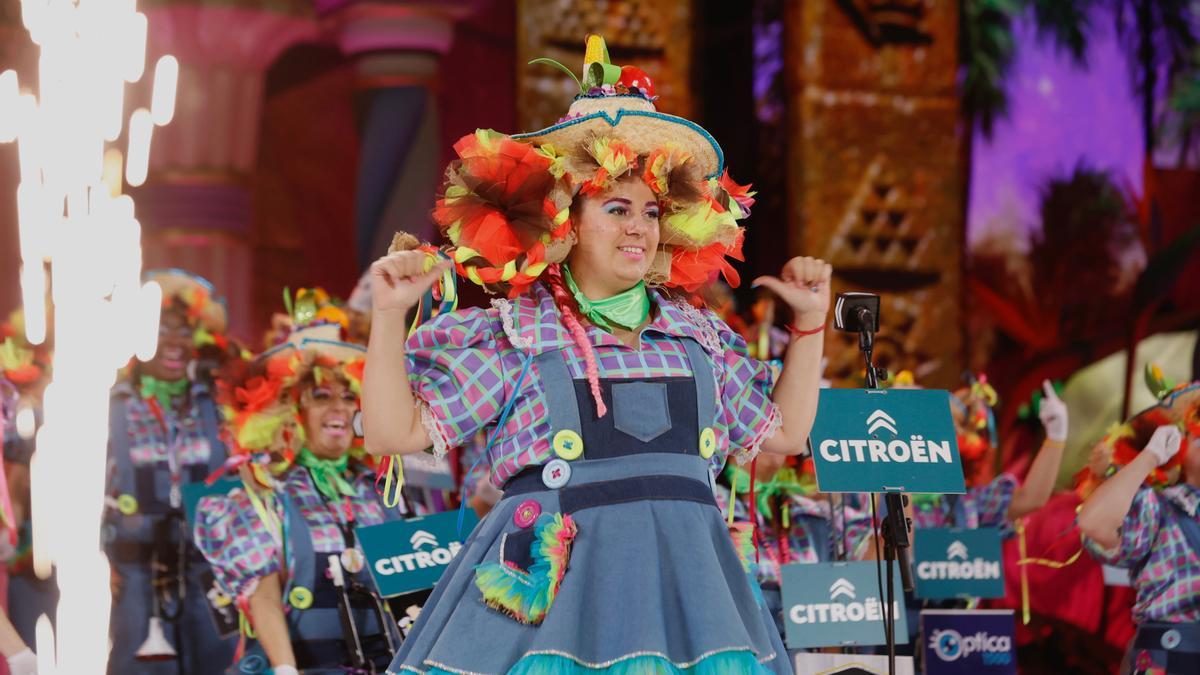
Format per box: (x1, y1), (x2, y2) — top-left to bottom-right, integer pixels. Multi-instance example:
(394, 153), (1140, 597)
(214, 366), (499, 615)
(513, 500), (542, 528)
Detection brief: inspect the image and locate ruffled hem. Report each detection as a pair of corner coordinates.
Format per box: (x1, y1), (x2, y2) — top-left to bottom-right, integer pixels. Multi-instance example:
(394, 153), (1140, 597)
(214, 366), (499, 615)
(734, 402), (782, 465)
(412, 647), (773, 674)
(418, 397), (454, 459)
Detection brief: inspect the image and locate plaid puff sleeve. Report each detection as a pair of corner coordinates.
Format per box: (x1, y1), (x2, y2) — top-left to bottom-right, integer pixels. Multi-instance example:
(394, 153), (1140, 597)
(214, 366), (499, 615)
(1082, 487), (1160, 568)
(709, 315), (782, 464)
(972, 473), (1019, 528)
(193, 489), (281, 600)
(406, 308), (507, 458)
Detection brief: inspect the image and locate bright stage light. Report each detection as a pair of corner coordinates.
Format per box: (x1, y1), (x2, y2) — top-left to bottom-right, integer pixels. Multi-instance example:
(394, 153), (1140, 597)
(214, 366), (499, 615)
(136, 281), (163, 362)
(125, 107), (152, 187)
(15, 403), (36, 440)
(151, 55), (178, 126)
(3, 1), (177, 670)
(35, 615), (55, 675)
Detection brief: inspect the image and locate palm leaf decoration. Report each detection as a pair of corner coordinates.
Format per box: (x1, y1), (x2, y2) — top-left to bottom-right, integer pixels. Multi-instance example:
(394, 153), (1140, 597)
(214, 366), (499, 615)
(960, 0), (1097, 138)
(960, 0), (1018, 138)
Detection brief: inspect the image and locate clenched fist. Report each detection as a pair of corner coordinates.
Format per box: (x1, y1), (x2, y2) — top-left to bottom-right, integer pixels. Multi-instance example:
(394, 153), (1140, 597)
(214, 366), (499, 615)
(369, 250), (452, 316)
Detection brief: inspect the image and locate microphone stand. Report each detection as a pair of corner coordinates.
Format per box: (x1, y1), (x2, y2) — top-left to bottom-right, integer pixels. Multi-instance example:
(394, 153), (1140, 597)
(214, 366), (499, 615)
(329, 554), (399, 673)
(855, 308), (913, 675)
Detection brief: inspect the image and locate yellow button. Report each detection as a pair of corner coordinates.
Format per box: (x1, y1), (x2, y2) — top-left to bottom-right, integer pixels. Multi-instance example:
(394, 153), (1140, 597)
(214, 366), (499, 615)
(699, 427), (717, 459)
(552, 430), (584, 461)
(288, 586), (313, 610)
(211, 589), (233, 608)
(116, 494), (139, 516)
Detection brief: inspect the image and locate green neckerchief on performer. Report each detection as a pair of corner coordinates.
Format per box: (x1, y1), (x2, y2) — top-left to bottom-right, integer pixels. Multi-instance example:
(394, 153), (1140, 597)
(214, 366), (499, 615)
(296, 447), (356, 501)
(562, 264), (651, 331)
(139, 375), (189, 410)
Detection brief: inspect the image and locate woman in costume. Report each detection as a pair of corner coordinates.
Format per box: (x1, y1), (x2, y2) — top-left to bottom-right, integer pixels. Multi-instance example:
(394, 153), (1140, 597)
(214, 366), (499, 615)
(364, 35), (827, 675)
(195, 291), (401, 675)
(1078, 377), (1200, 674)
(104, 269), (237, 674)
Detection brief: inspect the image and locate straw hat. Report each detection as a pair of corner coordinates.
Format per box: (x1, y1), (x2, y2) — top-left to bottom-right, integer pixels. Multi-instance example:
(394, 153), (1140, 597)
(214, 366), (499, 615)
(431, 34), (753, 297)
(219, 289), (366, 462)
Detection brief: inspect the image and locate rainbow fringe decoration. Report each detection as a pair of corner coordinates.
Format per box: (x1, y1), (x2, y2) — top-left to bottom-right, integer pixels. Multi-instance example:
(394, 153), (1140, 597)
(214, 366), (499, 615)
(474, 512), (578, 625)
(728, 521), (755, 574)
(727, 521), (766, 607)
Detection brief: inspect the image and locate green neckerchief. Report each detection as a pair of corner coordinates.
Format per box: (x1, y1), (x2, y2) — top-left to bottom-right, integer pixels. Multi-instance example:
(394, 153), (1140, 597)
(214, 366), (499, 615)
(562, 264), (650, 331)
(139, 375), (188, 410)
(296, 447), (356, 502)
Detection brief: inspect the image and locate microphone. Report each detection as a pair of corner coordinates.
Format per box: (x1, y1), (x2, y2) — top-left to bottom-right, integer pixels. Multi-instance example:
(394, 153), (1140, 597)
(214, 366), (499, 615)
(832, 292), (880, 334)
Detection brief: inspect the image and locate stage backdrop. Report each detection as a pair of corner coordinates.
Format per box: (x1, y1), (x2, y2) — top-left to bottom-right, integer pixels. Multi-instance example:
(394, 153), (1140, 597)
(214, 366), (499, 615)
(786, 0), (965, 388)
(515, 0), (696, 132)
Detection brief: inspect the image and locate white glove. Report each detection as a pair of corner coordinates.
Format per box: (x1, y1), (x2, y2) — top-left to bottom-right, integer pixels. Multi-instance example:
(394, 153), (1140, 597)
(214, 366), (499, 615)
(270, 666), (299, 675)
(1145, 425), (1183, 467)
(1038, 380), (1069, 443)
(6, 648), (37, 675)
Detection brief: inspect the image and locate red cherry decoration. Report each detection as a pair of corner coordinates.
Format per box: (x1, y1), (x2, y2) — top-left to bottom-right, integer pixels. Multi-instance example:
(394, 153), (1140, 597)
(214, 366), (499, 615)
(619, 65), (655, 98)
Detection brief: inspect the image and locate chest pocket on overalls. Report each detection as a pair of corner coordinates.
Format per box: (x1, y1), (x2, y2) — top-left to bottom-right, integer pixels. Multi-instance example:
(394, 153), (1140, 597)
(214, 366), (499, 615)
(611, 382), (672, 442)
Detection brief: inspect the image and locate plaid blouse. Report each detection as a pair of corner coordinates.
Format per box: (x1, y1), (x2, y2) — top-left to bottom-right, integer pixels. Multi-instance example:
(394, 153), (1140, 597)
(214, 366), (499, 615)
(119, 385), (216, 469)
(406, 283), (781, 487)
(194, 465), (387, 599)
(910, 474), (1018, 531)
(1083, 484), (1200, 623)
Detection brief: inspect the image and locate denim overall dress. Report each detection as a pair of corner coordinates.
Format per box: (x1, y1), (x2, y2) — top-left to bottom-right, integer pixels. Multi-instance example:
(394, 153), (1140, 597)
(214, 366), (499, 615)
(105, 382), (236, 674)
(233, 472), (403, 674)
(388, 336), (792, 674)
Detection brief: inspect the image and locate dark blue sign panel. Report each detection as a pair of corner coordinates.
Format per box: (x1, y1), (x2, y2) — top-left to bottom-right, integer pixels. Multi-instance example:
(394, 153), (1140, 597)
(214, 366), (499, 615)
(922, 610), (1017, 674)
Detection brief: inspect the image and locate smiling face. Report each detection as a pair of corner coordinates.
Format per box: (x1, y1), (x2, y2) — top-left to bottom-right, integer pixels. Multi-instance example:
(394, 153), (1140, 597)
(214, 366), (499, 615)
(300, 376), (358, 459)
(566, 178), (661, 299)
(144, 308), (193, 382)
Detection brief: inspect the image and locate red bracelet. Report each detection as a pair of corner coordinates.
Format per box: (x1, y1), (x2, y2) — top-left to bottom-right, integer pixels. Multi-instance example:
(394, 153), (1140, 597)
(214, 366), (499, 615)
(787, 322), (825, 338)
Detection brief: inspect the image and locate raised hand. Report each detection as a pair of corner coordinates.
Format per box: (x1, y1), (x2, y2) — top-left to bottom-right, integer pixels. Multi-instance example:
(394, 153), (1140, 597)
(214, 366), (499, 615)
(1037, 380), (1068, 443)
(1145, 425), (1183, 467)
(752, 256), (833, 329)
(369, 250), (452, 316)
